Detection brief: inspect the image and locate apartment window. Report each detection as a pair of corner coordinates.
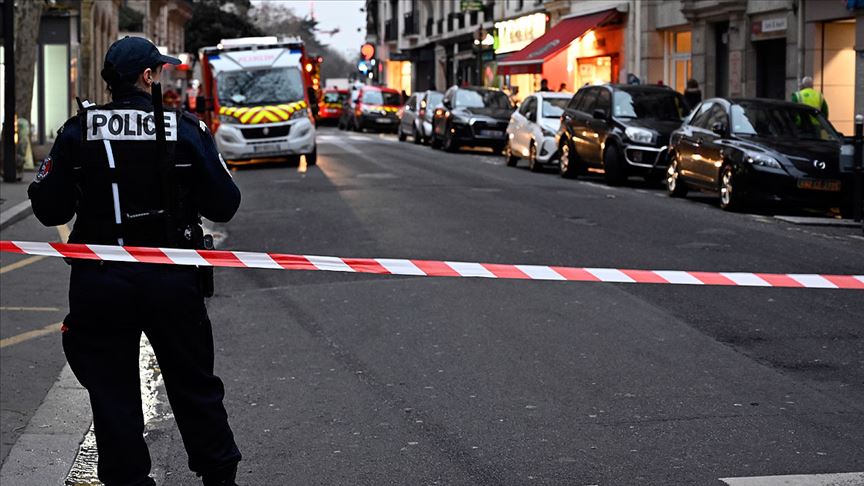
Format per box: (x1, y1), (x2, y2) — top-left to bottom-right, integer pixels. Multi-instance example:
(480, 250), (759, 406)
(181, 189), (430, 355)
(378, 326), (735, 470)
(665, 31), (692, 93)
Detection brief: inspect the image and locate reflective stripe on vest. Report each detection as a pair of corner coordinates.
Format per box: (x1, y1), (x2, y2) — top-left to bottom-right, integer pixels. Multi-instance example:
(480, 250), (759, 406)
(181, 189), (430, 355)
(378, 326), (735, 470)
(796, 88), (823, 111)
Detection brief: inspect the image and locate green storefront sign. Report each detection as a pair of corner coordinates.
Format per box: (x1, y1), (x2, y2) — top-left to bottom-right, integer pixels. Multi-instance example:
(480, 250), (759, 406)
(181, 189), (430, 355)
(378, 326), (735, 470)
(460, 0), (484, 11)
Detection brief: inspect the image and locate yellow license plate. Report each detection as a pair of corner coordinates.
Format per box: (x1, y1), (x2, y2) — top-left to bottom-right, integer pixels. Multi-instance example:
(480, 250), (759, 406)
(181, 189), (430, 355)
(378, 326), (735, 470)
(796, 178), (841, 192)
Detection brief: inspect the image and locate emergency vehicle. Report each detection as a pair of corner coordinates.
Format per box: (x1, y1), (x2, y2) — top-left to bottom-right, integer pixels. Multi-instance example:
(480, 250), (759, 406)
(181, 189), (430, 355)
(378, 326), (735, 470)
(199, 37), (318, 165)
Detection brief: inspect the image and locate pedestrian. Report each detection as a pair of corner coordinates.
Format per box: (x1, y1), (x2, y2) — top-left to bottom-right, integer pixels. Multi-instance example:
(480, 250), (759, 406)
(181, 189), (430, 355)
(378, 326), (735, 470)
(791, 76), (829, 117)
(539, 78), (550, 92)
(683, 78), (702, 111)
(28, 36), (242, 486)
(558, 82), (567, 92)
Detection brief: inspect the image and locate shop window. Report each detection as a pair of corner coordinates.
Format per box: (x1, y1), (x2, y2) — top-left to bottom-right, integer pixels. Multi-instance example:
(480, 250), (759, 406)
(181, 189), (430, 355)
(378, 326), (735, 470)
(44, 44), (69, 141)
(665, 31), (692, 94)
(815, 19), (855, 134)
(576, 56), (613, 88)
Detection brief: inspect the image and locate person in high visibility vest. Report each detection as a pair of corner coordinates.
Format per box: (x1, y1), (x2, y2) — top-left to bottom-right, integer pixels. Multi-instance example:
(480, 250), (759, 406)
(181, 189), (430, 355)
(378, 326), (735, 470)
(791, 76), (829, 117)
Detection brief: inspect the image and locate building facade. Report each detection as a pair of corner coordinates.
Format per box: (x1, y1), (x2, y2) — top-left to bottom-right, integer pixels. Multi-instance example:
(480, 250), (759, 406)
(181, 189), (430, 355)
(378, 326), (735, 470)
(366, 0), (862, 133)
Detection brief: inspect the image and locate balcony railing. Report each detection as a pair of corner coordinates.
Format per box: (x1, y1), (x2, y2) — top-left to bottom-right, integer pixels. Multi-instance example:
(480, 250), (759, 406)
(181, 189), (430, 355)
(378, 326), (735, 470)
(403, 11), (419, 36)
(426, 18), (434, 36)
(384, 19), (396, 41)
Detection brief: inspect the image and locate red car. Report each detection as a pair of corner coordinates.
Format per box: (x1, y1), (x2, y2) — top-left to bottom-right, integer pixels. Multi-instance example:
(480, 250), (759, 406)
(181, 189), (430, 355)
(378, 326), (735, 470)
(351, 86), (402, 132)
(318, 89), (348, 124)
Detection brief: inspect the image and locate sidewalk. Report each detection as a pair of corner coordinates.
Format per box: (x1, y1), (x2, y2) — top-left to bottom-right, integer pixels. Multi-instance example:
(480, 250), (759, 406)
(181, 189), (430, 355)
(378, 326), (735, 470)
(0, 169), (34, 231)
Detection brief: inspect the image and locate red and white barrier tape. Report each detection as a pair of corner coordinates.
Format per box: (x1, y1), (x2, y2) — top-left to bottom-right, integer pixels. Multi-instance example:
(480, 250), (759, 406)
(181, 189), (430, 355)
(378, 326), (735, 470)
(2, 240), (862, 290)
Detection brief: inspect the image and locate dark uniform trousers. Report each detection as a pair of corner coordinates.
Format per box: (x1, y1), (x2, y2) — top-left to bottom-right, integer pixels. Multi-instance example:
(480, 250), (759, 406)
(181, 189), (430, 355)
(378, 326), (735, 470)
(63, 260), (241, 486)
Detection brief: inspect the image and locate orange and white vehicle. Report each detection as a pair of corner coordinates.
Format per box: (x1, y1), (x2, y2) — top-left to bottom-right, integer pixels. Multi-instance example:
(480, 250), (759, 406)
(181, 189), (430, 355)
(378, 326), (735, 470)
(199, 37), (318, 165)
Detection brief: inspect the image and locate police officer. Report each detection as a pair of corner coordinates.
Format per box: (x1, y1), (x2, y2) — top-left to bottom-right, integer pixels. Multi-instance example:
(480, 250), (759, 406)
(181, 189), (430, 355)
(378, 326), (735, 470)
(792, 76), (829, 117)
(28, 36), (242, 486)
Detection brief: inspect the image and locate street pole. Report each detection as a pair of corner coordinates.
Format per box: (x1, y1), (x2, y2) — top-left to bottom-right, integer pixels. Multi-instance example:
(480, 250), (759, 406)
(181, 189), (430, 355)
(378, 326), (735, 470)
(853, 114), (863, 228)
(2, 0), (16, 182)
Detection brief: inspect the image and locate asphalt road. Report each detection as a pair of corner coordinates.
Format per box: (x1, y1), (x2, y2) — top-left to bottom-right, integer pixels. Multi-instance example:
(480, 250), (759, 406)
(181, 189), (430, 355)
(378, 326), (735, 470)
(1, 126), (863, 485)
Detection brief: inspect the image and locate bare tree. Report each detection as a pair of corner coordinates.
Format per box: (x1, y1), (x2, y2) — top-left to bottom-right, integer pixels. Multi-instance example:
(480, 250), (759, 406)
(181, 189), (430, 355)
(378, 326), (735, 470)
(14, 0), (47, 123)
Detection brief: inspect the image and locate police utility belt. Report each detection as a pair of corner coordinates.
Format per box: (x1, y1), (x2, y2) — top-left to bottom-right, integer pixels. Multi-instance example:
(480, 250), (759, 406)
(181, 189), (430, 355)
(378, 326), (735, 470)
(75, 92), (215, 297)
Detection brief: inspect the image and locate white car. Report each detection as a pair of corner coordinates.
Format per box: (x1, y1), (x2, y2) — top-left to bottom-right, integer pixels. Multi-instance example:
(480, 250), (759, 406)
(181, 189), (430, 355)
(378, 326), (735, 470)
(504, 92), (572, 171)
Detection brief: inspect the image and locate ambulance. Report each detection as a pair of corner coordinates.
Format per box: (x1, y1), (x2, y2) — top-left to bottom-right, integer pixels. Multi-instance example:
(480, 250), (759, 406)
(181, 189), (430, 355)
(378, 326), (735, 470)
(199, 37), (318, 165)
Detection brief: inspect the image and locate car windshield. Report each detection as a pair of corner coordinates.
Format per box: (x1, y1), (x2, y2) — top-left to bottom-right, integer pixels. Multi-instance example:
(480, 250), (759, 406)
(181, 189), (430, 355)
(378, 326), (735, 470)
(323, 92), (346, 103)
(730, 103), (841, 142)
(613, 89), (687, 121)
(425, 92), (443, 109)
(455, 90), (511, 109)
(362, 90), (402, 105)
(217, 67), (304, 107)
(542, 98), (569, 118)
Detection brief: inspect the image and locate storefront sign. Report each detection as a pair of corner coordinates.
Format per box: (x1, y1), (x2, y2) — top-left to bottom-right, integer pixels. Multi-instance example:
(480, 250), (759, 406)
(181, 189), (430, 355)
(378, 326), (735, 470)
(751, 16), (787, 40)
(460, 0), (483, 11)
(494, 13), (547, 54)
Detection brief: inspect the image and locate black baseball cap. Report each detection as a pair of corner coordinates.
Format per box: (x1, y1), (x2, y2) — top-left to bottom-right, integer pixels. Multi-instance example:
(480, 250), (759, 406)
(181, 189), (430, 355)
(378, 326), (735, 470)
(101, 36), (181, 83)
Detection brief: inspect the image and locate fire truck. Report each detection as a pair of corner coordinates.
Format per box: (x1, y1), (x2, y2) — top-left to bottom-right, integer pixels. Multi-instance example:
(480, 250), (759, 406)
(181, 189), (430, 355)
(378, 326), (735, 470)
(198, 37), (319, 165)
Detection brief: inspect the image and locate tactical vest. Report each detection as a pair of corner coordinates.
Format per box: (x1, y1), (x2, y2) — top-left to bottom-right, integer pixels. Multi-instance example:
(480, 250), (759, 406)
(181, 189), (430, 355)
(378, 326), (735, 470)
(72, 99), (201, 248)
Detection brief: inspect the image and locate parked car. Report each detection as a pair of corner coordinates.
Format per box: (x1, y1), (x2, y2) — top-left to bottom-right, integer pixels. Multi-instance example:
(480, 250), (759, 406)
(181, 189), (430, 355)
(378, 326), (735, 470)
(666, 98), (851, 212)
(343, 86), (401, 132)
(397, 92), (422, 143)
(318, 88), (348, 125)
(505, 92), (572, 171)
(417, 90), (444, 144)
(431, 86), (513, 153)
(398, 90), (443, 144)
(558, 84), (688, 184)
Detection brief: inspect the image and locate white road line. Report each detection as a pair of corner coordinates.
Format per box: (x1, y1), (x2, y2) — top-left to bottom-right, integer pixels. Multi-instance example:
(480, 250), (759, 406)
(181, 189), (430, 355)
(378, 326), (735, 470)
(719, 472), (864, 485)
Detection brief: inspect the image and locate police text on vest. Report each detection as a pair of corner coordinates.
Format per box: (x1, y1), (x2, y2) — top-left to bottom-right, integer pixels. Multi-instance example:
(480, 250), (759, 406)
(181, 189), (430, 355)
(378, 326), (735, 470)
(86, 110), (178, 141)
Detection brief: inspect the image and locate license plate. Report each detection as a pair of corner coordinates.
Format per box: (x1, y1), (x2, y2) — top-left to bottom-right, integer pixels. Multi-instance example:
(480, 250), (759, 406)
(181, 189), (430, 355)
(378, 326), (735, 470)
(479, 130), (503, 137)
(796, 178), (841, 192)
(253, 143), (283, 153)
(376, 118), (394, 123)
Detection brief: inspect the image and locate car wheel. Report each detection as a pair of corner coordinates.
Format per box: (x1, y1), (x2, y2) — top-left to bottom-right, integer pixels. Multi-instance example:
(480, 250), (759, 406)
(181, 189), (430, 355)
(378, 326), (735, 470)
(412, 124), (422, 145)
(504, 141), (519, 167)
(719, 164), (746, 211)
(559, 140), (578, 179)
(443, 128), (458, 152)
(528, 142), (541, 172)
(305, 146), (317, 166)
(666, 155), (688, 197)
(603, 143), (627, 186)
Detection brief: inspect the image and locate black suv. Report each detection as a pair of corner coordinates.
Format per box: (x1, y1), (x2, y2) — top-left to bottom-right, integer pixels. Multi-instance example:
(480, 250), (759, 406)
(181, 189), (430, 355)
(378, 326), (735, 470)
(431, 86), (513, 153)
(558, 84), (688, 184)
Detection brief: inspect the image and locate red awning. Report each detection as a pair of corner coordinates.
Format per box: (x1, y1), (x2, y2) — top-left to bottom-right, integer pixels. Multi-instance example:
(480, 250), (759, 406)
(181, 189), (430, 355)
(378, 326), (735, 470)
(497, 9), (619, 76)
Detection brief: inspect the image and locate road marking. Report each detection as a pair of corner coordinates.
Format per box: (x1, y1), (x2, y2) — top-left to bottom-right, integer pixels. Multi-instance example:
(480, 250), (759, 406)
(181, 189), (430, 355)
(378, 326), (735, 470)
(719, 472), (864, 485)
(0, 306), (61, 312)
(0, 255), (47, 274)
(0, 322), (62, 348)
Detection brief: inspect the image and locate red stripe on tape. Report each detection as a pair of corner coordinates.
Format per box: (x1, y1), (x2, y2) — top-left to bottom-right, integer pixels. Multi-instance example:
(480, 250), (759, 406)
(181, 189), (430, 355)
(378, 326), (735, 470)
(49, 242), (100, 261)
(550, 267), (601, 282)
(482, 263), (530, 279)
(200, 250), (246, 267)
(823, 275), (864, 289)
(0, 241), (25, 254)
(412, 260), (461, 277)
(755, 273), (804, 288)
(268, 253), (318, 271)
(124, 246), (173, 264)
(343, 258), (391, 274)
(689, 272), (737, 286)
(620, 269), (668, 284)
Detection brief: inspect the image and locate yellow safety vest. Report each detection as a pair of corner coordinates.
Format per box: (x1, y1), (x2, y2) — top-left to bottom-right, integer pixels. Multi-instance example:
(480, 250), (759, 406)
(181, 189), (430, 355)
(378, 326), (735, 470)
(794, 88), (824, 111)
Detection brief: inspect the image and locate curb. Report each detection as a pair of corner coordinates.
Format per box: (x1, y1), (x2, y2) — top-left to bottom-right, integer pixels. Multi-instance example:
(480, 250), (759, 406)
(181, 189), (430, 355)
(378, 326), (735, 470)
(0, 364), (90, 485)
(0, 200), (33, 231)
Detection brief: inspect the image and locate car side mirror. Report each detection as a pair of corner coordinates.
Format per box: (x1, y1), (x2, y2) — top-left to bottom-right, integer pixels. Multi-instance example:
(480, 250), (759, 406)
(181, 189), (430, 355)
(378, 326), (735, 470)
(592, 109), (607, 120)
(711, 122), (727, 135)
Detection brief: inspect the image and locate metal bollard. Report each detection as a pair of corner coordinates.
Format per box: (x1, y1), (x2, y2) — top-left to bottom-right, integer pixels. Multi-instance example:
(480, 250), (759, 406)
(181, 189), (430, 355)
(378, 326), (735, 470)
(855, 114), (863, 225)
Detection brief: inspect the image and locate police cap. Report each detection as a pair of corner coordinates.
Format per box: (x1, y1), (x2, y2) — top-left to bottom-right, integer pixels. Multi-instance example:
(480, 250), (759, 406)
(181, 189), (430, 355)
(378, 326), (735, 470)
(101, 36), (181, 83)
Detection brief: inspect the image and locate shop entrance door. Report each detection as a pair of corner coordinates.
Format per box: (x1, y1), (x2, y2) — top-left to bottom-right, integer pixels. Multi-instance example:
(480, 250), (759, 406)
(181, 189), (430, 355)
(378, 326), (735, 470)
(756, 38), (786, 100)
